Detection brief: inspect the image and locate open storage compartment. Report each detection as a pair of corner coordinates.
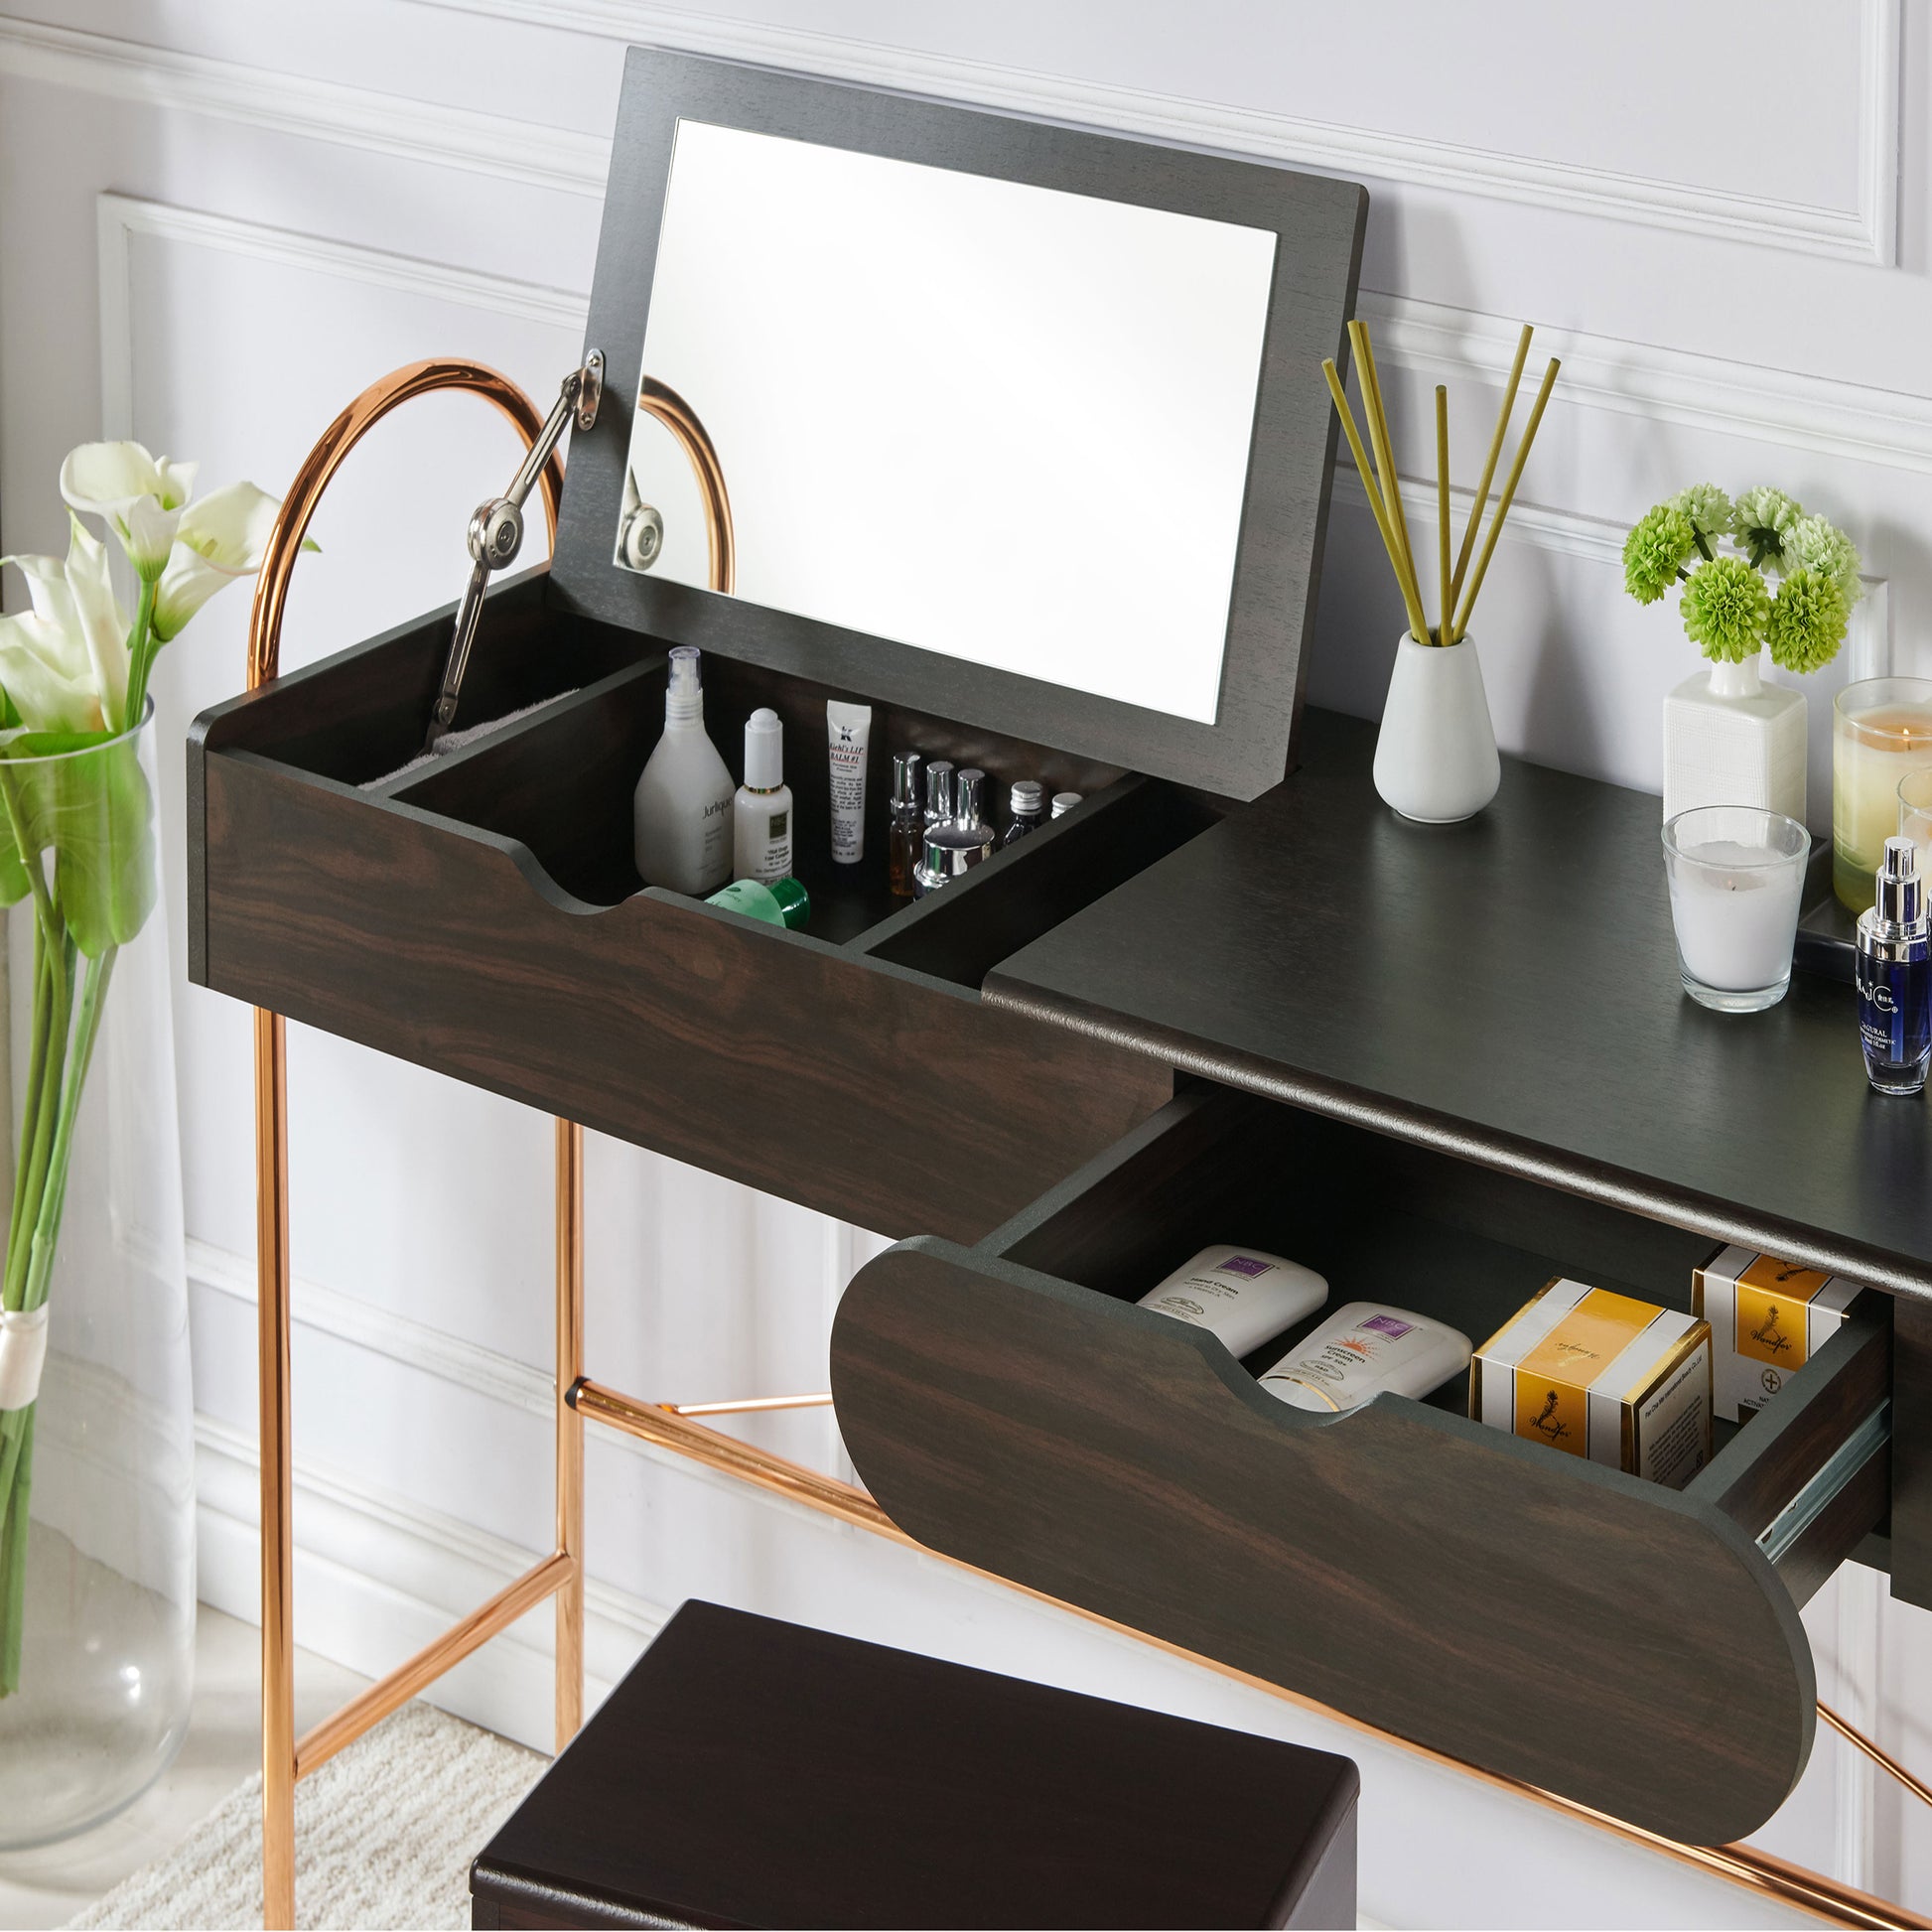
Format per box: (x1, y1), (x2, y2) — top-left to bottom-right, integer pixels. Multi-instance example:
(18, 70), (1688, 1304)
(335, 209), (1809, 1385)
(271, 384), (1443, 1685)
(189, 571), (1218, 1241)
(830, 1080), (1893, 1844)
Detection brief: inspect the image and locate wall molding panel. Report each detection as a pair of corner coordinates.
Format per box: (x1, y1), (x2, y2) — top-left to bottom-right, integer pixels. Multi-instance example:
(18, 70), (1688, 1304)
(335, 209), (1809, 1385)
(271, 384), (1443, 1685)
(1363, 290), (1932, 480)
(412, 0), (1901, 262)
(94, 195), (589, 441)
(0, 17), (608, 197)
(0, 7), (1901, 260)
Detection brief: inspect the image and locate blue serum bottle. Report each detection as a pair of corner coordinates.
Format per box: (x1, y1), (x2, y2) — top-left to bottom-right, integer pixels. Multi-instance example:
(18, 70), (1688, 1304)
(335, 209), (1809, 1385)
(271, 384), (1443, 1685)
(1856, 836), (1932, 1095)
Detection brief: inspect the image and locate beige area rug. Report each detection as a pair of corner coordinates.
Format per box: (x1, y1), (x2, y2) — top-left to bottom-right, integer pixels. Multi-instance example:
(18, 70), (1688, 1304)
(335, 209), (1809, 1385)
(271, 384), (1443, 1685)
(68, 1701), (544, 1931)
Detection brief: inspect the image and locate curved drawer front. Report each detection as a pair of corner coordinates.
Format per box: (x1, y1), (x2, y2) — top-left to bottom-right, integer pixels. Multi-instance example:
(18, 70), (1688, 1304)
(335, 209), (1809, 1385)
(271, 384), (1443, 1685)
(833, 1239), (1817, 1846)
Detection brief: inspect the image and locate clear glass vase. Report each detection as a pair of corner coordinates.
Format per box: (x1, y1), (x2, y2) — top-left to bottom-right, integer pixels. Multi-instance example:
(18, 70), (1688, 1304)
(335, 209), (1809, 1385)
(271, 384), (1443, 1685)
(0, 709), (194, 1847)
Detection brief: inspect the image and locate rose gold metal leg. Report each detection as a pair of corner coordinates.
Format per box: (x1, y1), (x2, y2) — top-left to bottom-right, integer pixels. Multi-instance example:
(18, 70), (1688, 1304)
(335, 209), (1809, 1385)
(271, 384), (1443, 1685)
(293, 1551), (572, 1779)
(554, 1118), (585, 1751)
(1821, 1699), (1932, 1810)
(253, 1006), (295, 1932)
(243, 359), (566, 1929)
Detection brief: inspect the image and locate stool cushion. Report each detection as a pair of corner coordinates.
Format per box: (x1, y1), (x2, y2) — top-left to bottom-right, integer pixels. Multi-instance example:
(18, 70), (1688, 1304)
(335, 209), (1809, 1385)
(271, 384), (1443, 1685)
(471, 1599), (1357, 1930)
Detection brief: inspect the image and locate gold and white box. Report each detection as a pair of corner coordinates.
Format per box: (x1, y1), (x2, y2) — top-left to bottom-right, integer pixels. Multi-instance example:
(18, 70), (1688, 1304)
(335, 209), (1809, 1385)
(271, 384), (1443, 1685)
(1693, 1246), (1863, 1423)
(1471, 1279), (1713, 1489)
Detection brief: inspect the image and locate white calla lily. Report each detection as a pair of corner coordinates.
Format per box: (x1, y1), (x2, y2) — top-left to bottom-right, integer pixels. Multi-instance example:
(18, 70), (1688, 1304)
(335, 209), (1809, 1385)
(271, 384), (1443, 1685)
(60, 442), (199, 577)
(153, 481), (282, 641)
(0, 531), (111, 735)
(62, 514), (130, 728)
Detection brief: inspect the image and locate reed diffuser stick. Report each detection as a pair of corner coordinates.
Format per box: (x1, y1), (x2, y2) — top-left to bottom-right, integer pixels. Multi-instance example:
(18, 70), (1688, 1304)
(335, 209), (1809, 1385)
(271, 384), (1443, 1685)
(1435, 386), (1451, 647)
(1449, 323), (1532, 610)
(1449, 356), (1560, 643)
(1350, 324), (1427, 638)
(1321, 359), (1432, 643)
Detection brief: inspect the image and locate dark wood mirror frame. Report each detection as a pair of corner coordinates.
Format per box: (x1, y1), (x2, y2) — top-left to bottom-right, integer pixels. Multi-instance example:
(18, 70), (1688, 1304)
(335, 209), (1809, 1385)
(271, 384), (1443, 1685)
(550, 46), (1368, 801)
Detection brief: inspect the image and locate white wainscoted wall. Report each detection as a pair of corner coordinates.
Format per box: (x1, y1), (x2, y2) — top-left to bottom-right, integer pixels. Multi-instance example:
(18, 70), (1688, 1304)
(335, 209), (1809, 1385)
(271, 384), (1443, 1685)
(2, 1), (1929, 1922)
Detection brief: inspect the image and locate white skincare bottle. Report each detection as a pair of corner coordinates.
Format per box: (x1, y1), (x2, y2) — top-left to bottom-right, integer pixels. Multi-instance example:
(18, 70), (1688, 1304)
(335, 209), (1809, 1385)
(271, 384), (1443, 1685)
(1138, 1244), (1327, 1358)
(634, 645), (735, 896)
(1259, 1302), (1471, 1414)
(733, 708), (793, 885)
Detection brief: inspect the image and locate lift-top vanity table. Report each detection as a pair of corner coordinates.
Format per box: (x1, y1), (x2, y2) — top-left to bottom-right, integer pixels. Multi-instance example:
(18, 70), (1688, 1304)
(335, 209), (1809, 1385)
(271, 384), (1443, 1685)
(190, 45), (1927, 1931)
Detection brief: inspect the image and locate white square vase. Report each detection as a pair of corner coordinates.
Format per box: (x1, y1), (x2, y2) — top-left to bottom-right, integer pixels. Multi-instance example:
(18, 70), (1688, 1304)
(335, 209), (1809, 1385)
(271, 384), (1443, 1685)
(1662, 653), (1806, 824)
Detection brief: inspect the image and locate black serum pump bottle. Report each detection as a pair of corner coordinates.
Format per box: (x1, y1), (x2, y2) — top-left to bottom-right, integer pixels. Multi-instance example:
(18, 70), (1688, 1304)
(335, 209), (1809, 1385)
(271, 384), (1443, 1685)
(1857, 835), (1932, 1094)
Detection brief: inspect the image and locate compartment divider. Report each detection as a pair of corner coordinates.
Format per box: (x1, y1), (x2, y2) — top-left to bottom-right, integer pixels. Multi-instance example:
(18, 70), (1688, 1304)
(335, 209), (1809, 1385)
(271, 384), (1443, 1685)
(386, 656), (666, 905)
(847, 777), (1213, 990)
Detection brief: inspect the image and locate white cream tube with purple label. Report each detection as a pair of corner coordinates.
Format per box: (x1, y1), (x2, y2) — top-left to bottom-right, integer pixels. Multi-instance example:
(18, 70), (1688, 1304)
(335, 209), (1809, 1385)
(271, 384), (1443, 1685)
(1259, 1302), (1471, 1413)
(1136, 1244), (1327, 1357)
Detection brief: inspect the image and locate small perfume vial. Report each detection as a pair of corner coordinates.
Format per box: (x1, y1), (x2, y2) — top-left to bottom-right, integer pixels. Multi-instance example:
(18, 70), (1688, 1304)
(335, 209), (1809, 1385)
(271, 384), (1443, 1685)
(887, 752), (923, 900)
(1003, 779), (1045, 846)
(1856, 835), (1932, 1095)
(953, 767), (996, 865)
(924, 760), (956, 827)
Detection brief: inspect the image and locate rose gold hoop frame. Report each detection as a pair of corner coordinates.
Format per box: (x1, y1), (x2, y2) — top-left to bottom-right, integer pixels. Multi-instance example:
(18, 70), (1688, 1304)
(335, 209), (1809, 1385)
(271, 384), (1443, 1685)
(240, 362), (1927, 1931)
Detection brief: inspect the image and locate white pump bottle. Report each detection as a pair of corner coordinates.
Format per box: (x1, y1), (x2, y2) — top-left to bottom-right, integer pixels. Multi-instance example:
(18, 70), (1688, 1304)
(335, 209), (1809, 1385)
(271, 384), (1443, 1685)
(633, 645), (735, 896)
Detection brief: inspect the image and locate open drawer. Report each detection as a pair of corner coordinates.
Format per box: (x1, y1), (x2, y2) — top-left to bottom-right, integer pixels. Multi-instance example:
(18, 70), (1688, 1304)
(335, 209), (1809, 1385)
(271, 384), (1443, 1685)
(829, 1081), (1892, 1845)
(187, 571), (1211, 1242)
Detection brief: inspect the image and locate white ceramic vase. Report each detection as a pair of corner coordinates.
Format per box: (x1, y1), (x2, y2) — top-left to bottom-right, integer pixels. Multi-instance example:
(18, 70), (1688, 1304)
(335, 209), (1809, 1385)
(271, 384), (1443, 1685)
(1372, 632), (1502, 823)
(1660, 650), (1806, 825)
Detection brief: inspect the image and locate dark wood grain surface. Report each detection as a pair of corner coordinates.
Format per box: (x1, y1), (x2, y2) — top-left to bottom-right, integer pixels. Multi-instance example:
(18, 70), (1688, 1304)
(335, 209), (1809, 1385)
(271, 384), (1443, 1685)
(989, 708), (1932, 1299)
(194, 746), (1171, 1243)
(552, 48), (1366, 801)
(1892, 1299), (1932, 1608)
(831, 1237), (1817, 1847)
(470, 1599), (1359, 1931)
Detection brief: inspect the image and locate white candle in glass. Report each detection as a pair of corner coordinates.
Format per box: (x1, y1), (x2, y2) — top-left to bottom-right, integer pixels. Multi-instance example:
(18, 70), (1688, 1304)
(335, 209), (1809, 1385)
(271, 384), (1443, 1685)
(1667, 840), (1807, 991)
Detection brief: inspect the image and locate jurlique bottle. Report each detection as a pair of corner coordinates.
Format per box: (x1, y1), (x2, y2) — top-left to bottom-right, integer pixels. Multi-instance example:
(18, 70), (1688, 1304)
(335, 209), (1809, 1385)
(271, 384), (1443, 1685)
(1857, 835), (1932, 1094)
(733, 708), (793, 885)
(888, 753), (924, 899)
(634, 646), (736, 896)
(1050, 791), (1082, 819)
(1003, 779), (1045, 847)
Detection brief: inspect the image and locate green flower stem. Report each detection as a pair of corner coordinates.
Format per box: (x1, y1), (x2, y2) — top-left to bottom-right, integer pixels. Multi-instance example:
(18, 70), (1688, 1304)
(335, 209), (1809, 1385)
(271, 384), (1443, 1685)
(119, 576), (159, 737)
(0, 1409), (33, 1692)
(4, 934), (70, 1317)
(3, 945), (54, 1295)
(0, 929), (115, 1695)
(25, 948), (116, 1310)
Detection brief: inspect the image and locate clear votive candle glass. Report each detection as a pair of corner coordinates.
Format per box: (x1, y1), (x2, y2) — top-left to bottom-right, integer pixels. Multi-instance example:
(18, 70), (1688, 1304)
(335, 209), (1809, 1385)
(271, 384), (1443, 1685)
(1900, 767), (1932, 868)
(1835, 677), (1932, 911)
(1662, 806), (1811, 1014)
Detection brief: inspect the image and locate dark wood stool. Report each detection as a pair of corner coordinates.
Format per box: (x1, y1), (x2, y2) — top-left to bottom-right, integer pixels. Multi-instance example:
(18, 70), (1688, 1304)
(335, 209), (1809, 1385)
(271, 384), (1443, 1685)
(471, 1599), (1358, 1930)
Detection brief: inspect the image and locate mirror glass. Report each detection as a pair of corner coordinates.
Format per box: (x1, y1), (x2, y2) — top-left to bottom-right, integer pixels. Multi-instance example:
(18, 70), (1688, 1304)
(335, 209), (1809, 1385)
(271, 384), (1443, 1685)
(614, 120), (1277, 726)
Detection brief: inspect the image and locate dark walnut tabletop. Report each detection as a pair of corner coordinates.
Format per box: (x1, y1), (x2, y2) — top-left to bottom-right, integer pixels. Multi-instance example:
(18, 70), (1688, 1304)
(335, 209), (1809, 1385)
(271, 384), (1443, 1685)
(987, 708), (1932, 1298)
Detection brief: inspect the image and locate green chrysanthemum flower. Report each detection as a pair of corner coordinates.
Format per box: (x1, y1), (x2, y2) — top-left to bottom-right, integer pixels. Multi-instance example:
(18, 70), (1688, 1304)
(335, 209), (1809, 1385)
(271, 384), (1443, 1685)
(1670, 483), (1732, 542)
(1782, 512), (1863, 609)
(1680, 554), (1770, 663)
(1730, 485), (1805, 570)
(1765, 566), (1850, 674)
(1623, 503), (1696, 605)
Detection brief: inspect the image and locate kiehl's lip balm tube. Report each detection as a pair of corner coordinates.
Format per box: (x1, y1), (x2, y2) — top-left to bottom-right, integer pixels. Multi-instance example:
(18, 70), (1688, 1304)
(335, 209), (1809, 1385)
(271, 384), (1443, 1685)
(1137, 1245), (1327, 1358)
(1260, 1302), (1471, 1413)
(826, 700), (872, 865)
